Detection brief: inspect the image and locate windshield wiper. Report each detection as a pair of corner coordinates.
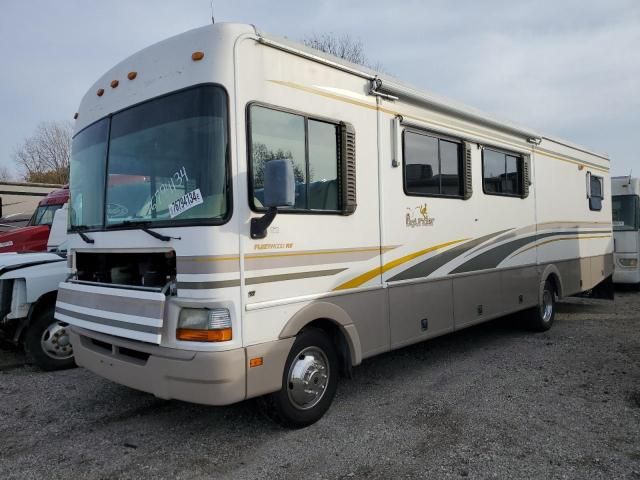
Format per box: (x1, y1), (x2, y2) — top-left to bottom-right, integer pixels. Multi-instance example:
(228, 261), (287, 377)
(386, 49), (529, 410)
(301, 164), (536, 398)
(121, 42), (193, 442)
(71, 226), (95, 244)
(118, 220), (181, 242)
(78, 232), (95, 244)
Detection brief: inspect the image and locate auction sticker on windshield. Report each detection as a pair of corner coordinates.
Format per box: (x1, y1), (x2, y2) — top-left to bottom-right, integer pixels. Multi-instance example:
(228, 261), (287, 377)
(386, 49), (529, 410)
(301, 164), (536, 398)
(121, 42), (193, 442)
(169, 189), (203, 218)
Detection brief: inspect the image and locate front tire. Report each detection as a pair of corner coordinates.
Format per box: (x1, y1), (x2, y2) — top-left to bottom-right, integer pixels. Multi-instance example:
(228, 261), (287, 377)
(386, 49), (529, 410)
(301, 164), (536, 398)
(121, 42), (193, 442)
(258, 327), (339, 428)
(526, 279), (556, 332)
(23, 305), (75, 371)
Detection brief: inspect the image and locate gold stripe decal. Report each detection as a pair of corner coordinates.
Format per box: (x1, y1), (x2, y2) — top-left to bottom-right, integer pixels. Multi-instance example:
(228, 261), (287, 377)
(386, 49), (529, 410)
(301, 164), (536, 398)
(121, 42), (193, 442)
(333, 238), (469, 291)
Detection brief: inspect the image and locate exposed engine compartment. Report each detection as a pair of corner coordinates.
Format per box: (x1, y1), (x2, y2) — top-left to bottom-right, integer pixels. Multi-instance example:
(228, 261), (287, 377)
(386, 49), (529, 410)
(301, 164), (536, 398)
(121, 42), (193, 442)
(75, 251), (176, 289)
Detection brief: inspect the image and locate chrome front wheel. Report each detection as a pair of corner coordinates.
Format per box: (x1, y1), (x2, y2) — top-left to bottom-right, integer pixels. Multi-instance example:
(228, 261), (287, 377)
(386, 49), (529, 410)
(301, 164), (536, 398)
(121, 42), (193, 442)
(258, 327), (339, 428)
(287, 346), (330, 411)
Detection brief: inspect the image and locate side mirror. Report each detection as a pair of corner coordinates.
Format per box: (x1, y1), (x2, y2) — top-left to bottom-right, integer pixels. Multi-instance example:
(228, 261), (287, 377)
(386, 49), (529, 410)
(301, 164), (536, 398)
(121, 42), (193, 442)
(251, 159), (295, 239)
(263, 159), (295, 208)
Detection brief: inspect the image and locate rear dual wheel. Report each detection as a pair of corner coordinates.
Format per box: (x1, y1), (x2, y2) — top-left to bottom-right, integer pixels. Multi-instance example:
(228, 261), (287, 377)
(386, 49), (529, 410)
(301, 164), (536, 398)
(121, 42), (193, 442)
(258, 328), (339, 428)
(526, 279), (556, 332)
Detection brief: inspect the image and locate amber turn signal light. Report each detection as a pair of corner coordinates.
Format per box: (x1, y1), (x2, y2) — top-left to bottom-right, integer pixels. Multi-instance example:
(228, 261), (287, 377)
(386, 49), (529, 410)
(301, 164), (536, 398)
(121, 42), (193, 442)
(191, 51), (204, 61)
(249, 357), (264, 368)
(176, 328), (232, 342)
(127, 71), (137, 80)
(97, 88), (104, 96)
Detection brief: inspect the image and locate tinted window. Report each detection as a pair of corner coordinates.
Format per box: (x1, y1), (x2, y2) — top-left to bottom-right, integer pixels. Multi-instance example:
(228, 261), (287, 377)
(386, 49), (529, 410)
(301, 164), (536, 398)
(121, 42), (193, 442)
(69, 118), (109, 229)
(588, 174), (604, 211)
(590, 175), (603, 198)
(483, 148), (524, 197)
(612, 195), (639, 231)
(30, 204), (63, 226)
(249, 105), (340, 212)
(69, 86), (230, 230)
(308, 120), (339, 210)
(404, 131), (462, 197)
(482, 149), (505, 194)
(440, 140), (461, 196)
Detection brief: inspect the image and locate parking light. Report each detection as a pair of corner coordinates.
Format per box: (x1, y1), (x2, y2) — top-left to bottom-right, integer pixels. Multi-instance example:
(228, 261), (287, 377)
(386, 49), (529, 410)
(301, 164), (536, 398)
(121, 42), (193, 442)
(177, 308), (232, 342)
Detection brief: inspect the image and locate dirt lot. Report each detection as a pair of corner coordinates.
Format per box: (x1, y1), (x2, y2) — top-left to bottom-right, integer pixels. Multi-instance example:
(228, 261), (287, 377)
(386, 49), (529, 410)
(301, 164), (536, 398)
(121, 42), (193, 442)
(1, 290), (639, 479)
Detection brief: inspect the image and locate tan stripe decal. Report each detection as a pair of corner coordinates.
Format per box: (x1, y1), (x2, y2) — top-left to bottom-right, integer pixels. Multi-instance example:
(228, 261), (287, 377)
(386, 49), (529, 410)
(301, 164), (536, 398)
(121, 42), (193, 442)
(333, 238), (469, 291)
(269, 80), (609, 173)
(511, 234), (612, 258)
(178, 268), (346, 290)
(246, 268), (347, 286)
(177, 255), (240, 274)
(245, 246), (396, 270)
(473, 222), (611, 254)
(178, 246), (398, 274)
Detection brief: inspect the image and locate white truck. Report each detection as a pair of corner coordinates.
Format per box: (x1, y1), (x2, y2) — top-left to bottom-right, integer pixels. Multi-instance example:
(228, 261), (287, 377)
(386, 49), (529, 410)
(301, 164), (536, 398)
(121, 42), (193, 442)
(0, 206), (73, 370)
(612, 176), (640, 285)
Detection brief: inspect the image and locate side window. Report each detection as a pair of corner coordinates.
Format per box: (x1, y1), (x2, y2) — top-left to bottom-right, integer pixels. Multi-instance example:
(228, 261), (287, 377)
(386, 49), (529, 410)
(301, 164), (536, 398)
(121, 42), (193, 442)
(587, 172), (603, 211)
(248, 105), (341, 212)
(403, 130), (463, 197)
(482, 147), (525, 197)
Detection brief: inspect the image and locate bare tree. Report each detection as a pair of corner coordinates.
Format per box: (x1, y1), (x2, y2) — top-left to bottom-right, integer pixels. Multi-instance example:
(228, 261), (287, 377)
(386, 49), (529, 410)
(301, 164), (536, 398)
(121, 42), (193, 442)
(252, 142), (306, 189)
(13, 121), (73, 184)
(0, 165), (13, 182)
(301, 33), (384, 72)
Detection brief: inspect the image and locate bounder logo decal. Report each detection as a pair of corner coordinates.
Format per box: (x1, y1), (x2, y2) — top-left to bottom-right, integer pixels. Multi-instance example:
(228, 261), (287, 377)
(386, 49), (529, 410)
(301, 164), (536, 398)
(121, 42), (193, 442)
(406, 203), (435, 228)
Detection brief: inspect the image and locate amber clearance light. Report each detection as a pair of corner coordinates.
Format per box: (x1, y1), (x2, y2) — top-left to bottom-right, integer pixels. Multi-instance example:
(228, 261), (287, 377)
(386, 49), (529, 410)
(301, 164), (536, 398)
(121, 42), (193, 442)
(191, 51), (205, 61)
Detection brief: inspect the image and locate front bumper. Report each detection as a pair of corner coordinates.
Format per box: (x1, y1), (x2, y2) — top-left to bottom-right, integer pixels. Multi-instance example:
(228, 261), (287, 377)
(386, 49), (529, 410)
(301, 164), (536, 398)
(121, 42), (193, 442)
(613, 254), (640, 284)
(70, 327), (293, 405)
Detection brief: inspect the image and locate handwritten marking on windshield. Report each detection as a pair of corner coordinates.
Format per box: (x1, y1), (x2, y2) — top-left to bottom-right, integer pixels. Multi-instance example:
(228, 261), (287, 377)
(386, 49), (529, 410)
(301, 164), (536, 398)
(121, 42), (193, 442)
(149, 166), (189, 214)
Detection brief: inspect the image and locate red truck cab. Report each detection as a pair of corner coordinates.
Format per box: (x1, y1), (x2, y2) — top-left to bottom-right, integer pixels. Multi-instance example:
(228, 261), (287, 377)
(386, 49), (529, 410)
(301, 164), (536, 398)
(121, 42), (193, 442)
(0, 186), (69, 253)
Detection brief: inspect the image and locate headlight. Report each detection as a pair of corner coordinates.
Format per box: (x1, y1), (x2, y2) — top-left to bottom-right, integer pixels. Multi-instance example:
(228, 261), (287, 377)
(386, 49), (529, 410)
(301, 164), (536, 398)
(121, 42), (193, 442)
(0, 279), (13, 319)
(176, 308), (232, 342)
(618, 258), (639, 268)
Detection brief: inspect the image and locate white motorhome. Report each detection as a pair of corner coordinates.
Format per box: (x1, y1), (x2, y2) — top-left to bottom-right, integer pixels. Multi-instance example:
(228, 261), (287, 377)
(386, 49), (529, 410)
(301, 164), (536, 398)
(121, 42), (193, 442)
(612, 176), (640, 284)
(58, 23), (613, 427)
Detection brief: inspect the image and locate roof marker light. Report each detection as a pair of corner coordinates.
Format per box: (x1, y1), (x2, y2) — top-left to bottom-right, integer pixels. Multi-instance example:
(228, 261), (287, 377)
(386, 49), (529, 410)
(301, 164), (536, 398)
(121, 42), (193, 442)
(127, 71), (137, 80)
(110, 80), (119, 88)
(192, 51), (204, 61)
(96, 88), (104, 97)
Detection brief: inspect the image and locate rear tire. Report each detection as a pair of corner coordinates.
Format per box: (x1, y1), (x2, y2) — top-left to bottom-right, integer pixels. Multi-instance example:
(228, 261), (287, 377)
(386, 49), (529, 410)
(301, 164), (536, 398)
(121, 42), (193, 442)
(258, 327), (338, 428)
(24, 305), (75, 371)
(525, 279), (556, 332)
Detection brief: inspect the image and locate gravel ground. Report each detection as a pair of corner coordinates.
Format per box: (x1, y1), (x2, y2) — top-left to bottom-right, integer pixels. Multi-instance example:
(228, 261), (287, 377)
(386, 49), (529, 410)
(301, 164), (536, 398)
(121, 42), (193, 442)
(1, 290), (639, 479)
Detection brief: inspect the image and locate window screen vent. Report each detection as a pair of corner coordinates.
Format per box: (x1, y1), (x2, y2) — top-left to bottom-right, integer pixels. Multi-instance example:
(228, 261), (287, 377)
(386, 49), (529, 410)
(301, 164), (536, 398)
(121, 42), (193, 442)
(340, 122), (357, 215)
(522, 154), (531, 198)
(463, 143), (473, 199)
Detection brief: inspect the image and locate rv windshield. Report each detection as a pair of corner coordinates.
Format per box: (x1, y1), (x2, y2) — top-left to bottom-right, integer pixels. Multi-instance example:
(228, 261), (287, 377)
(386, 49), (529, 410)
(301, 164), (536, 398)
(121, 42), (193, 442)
(612, 195), (640, 232)
(69, 85), (229, 231)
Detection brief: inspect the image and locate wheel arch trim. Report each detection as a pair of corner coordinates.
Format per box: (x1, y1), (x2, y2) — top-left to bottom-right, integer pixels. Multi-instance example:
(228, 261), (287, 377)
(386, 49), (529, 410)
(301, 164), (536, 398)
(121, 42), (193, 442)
(278, 301), (363, 366)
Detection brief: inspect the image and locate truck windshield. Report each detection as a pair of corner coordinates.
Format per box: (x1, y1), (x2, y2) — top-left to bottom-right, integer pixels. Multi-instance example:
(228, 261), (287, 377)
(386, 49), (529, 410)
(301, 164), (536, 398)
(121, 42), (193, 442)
(612, 195), (640, 231)
(29, 204), (64, 226)
(69, 85), (229, 230)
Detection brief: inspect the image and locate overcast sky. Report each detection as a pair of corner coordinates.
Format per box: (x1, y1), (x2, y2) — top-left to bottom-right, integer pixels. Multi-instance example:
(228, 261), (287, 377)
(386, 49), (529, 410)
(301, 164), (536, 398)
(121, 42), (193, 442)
(1, 0), (638, 177)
